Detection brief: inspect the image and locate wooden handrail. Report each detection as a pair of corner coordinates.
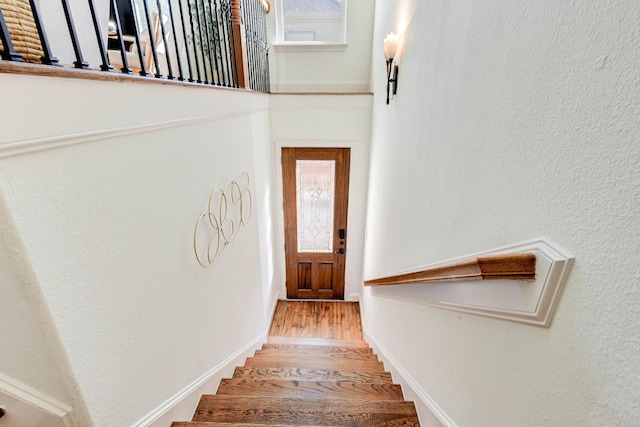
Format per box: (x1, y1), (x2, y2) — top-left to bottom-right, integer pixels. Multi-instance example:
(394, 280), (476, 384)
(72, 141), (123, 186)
(364, 253), (536, 287)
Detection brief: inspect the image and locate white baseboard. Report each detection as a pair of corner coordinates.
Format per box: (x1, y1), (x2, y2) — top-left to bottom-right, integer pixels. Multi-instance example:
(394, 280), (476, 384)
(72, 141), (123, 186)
(131, 333), (266, 427)
(132, 292), (280, 427)
(270, 81), (371, 94)
(0, 372), (78, 427)
(363, 331), (456, 427)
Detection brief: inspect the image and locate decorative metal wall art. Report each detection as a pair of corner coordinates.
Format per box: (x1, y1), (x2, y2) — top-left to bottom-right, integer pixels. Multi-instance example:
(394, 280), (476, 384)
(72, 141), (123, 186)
(193, 172), (252, 267)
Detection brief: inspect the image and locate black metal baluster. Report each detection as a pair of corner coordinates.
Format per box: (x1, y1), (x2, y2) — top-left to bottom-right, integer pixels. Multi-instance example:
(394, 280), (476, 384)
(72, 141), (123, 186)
(201, 0), (216, 84)
(251, 0), (264, 90)
(187, 0), (202, 82)
(166, 0), (184, 80)
(111, 0), (132, 73)
(155, 0), (174, 79)
(126, 0), (150, 76)
(177, 0), (194, 81)
(219, 0), (233, 87)
(60, 0), (89, 68)
(208, 0), (223, 85)
(141, 0), (163, 77)
(253, 0), (264, 91)
(250, 0), (258, 90)
(224, 0), (238, 87)
(202, 0), (216, 84)
(0, 7), (25, 62)
(193, 0), (210, 83)
(260, 0), (269, 93)
(244, 0), (255, 90)
(28, 0), (60, 65)
(246, 0), (254, 90)
(87, 0), (112, 71)
(262, 7), (269, 92)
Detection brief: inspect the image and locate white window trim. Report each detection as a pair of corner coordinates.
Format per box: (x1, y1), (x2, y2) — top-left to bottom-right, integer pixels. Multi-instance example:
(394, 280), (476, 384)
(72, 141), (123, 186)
(274, 0), (348, 51)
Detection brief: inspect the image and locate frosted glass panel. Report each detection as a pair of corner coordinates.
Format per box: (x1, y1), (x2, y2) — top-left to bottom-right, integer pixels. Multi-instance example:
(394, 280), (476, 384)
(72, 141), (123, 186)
(296, 160), (335, 252)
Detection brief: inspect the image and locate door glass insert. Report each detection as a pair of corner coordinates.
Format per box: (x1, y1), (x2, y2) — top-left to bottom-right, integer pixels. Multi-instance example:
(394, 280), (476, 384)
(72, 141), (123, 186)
(296, 160), (335, 252)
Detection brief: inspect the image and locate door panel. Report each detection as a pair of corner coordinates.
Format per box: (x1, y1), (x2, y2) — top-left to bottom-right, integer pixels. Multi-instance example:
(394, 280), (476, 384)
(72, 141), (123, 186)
(282, 147), (350, 299)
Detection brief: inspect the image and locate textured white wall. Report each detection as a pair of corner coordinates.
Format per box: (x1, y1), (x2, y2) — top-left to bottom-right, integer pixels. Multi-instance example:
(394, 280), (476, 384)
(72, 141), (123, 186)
(363, 1), (640, 426)
(267, 0), (376, 92)
(0, 193), (89, 425)
(269, 94), (372, 300)
(0, 74), (276, 426)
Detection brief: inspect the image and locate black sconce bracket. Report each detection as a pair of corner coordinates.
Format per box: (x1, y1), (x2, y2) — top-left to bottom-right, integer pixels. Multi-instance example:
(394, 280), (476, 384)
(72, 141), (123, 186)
(386, 58), (398, 105)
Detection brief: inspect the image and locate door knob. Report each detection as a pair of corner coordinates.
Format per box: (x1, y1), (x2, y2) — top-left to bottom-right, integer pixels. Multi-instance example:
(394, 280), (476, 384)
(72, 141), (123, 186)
(335, 248), (345, 255)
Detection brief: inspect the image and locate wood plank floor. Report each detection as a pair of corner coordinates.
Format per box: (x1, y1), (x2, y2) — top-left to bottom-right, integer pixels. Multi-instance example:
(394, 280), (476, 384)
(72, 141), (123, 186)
(268, 300), (363, 340)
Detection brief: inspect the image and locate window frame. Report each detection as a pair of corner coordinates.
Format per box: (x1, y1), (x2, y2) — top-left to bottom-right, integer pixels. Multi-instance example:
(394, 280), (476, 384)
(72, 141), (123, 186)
(273, 0), (348, 52)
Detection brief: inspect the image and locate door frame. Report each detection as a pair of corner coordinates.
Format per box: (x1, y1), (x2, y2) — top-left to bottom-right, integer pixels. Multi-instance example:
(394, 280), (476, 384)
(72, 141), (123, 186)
(281, 147), (350, 299)
(274, 140), (358, 301)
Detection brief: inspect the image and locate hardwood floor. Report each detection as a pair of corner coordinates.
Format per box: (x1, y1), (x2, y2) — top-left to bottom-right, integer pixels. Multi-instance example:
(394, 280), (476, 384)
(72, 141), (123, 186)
(172, 300), (421, 426)
(268, 300), (363, 340)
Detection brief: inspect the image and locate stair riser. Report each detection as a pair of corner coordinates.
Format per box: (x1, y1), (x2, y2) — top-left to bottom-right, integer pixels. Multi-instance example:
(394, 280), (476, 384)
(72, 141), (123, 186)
(232, 367), (393, 384)
(261, 344), (374, 354)
(254, 350), (379, 361)
(244, 357), (385, 371)
(267, 337), (370, 348)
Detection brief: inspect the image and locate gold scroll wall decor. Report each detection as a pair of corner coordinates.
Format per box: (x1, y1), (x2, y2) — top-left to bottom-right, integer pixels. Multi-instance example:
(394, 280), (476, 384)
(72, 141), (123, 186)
(194, 172), (252, 267)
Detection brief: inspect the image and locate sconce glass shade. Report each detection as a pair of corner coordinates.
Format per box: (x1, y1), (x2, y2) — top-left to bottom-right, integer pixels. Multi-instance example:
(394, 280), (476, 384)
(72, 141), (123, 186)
(383, 33), (399, 60)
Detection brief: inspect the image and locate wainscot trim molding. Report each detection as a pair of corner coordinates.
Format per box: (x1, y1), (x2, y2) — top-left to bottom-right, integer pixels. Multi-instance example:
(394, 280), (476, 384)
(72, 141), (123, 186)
(367, 238), (574, 327)
(363, 330), (457, 427)
(0, 372), (78, 427)
(0, 110), (267, 159)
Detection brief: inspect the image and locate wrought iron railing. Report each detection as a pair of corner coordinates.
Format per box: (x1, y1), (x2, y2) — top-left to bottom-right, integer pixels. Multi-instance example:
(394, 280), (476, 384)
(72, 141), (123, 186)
(0, 0), (269, 92)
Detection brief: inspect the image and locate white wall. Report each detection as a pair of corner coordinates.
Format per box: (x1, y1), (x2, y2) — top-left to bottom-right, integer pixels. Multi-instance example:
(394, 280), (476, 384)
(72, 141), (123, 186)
(0, 74), (277, 426)
(269, 94), (372, 300)
(0, 192), (89, 426)
(362, 1), (640, 426)
(267, 0), (375, 93)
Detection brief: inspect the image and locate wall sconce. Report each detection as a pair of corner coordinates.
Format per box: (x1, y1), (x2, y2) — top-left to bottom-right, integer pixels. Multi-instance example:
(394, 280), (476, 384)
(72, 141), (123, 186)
(384, 33), (399, 105)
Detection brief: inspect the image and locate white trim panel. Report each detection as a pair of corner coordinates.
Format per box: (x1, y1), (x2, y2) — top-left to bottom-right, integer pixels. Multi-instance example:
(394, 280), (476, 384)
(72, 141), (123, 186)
(0, 372), (77, 427)
(368, 238), (574, 327)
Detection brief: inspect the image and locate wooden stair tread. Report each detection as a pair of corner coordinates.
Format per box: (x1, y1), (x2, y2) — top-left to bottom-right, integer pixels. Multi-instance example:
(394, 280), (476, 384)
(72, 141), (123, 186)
(267, 336), (369, 348)
(232, 367), (393, 383)
(244, 356), (385, 371)
(254, 349), (378, 361)
(175, 302), (420, 426)
(217, 378), (404, 400)
(261, 343), (374, 354)
(173, 423), (313, 427)
(192, 396), (420, 426)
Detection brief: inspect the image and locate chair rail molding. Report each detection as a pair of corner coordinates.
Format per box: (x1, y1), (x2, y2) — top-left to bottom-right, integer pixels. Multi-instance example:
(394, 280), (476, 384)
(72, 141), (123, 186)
(367, 238), (574, 327)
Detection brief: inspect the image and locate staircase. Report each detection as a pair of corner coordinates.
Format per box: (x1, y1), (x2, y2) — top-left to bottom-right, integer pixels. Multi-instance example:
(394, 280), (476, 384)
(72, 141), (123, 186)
(172, 335), (420, 426)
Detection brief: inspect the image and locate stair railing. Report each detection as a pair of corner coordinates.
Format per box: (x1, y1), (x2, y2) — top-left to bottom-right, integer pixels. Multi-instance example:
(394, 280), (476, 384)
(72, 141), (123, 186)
(0, 0), (270, 92)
